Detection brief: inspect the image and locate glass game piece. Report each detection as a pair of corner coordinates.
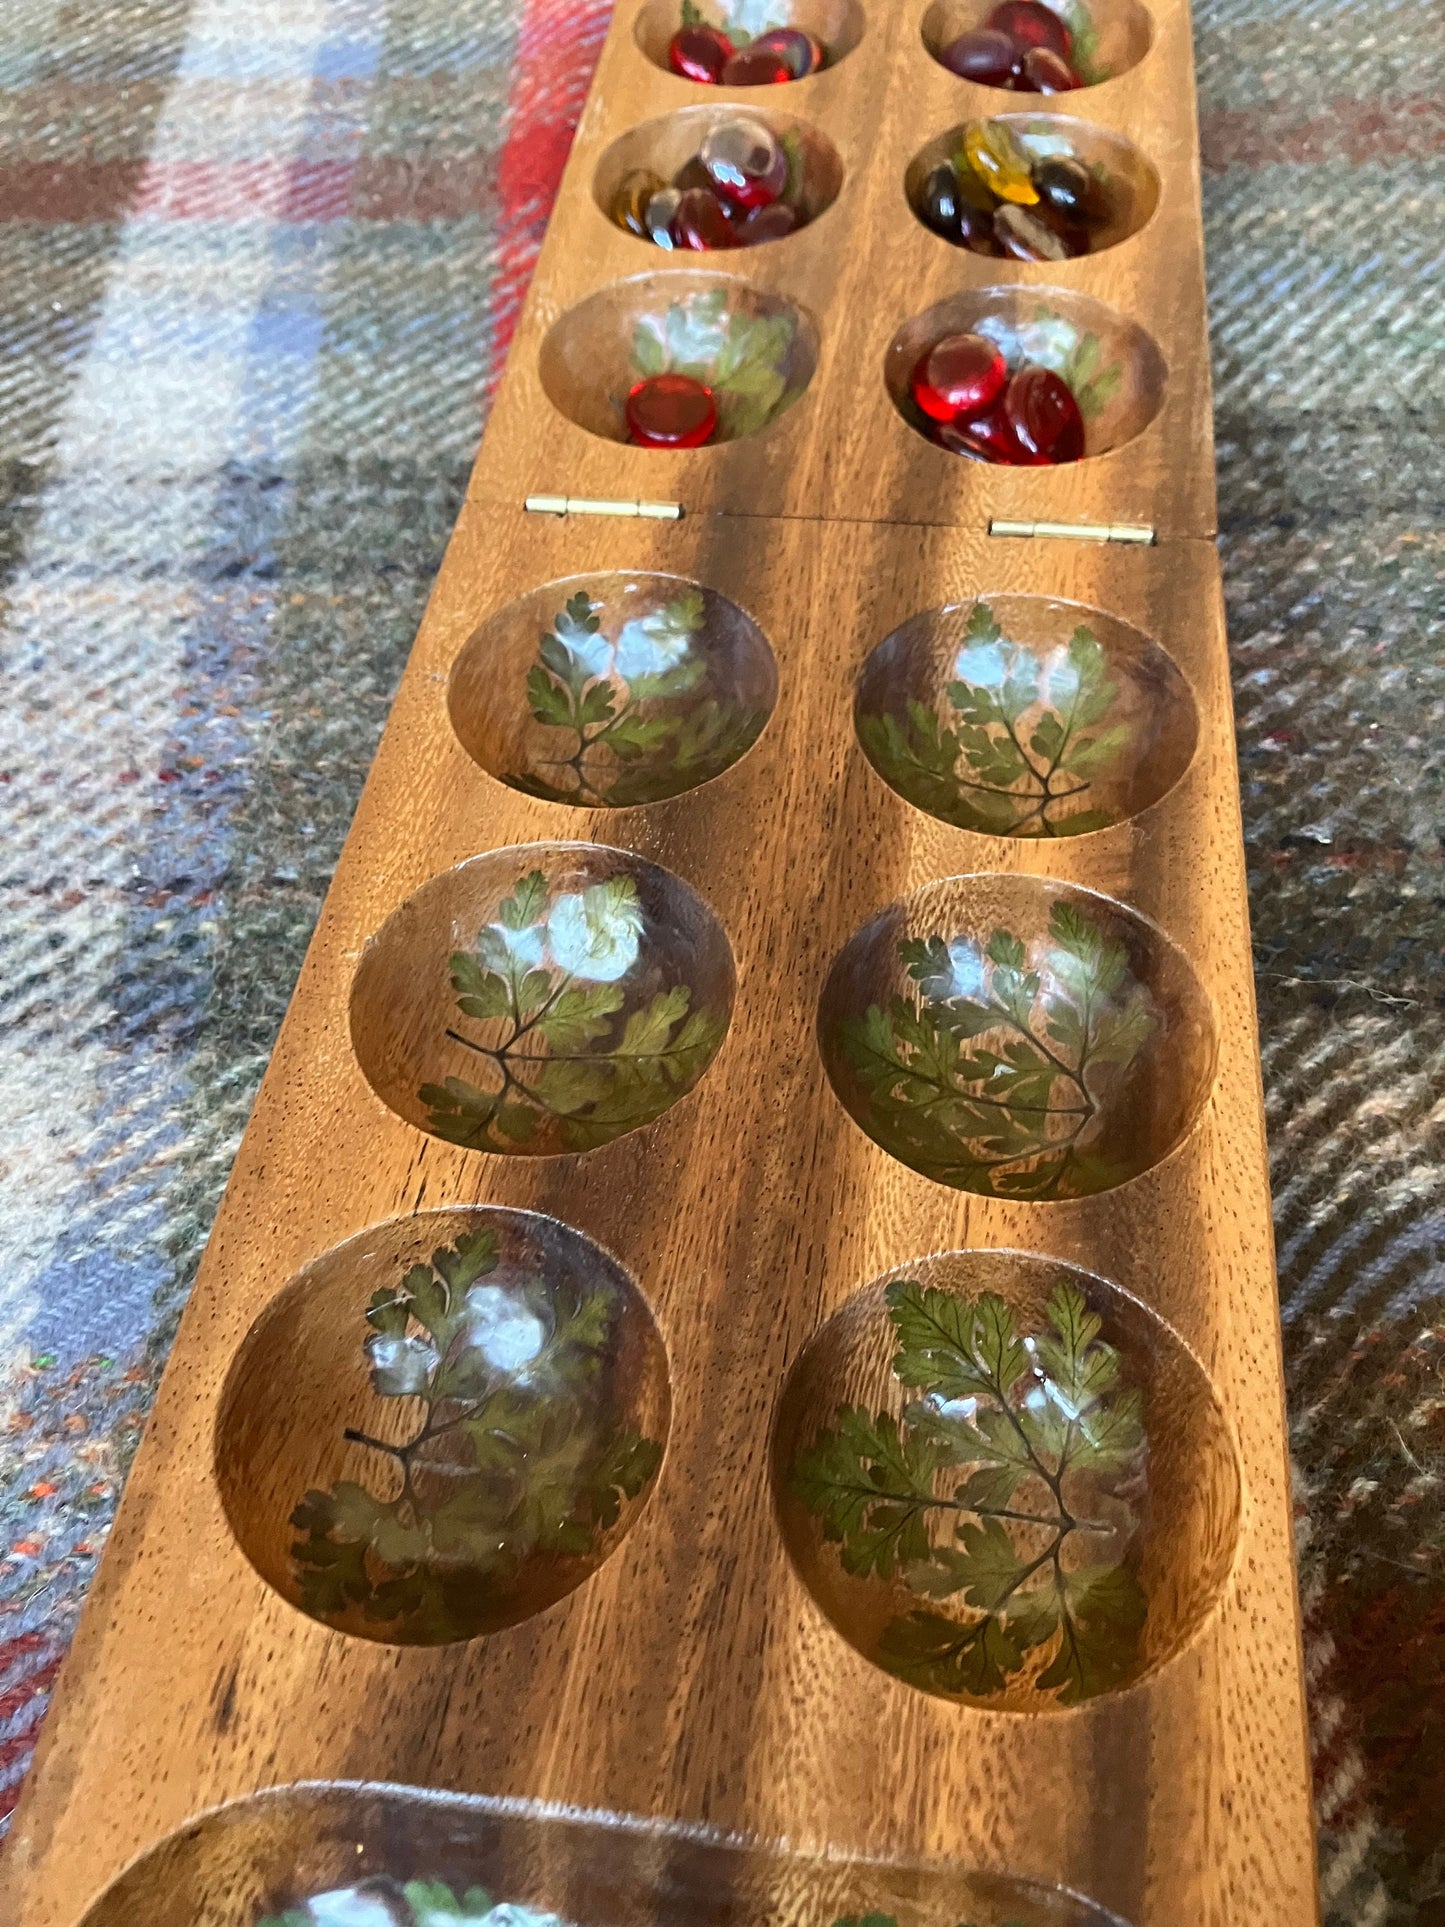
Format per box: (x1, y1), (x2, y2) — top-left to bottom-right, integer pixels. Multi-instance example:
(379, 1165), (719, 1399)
(643, 185), (683, 248)
(994, 201), (1071, 260)
(626, 373), (718, 448)
(667, 23), (733, 81)
(610, 169), (668, 238)
(1033, 154), (1109, 225)
(962, 119), (1039, 203)
(700, 115), (788, 207)
(1003, 364), (1086, 461)
(910, 332), (1008, 423)
(719, 43), (793, 83)
(672, 184), (738, 249)
(986, 0), (1072, 58)
(937, 26), (1020, 84)
(1020, 45), (1080, 89)
(736, 200), (799, 243)
(752, 26), (823, 76)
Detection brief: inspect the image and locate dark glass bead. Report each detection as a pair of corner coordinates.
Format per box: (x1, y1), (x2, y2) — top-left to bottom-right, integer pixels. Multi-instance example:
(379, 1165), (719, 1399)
(1019, 45), (1080, 89)
(610, 169), (667, 238)
(626, 374), (718, 448)
(752, 26), (823, 76)
(736, 200), (799, 243)
(700, 115), (787, 208)
(911, 333), (1008, 424)
(1003, 365), (1085, 462)
(986, 1), (1071, 58)
(672, 153), (714, 194)
(959, 201), (1005, 252)
(719, 43), (792, 84)
(917, 161), (963, 239)
(643, 186), (682, 248)
(667, 24), (732, 82)
(672, 185), (738, 250)
(937, 27), (1019, 84)
(1032, 154), (1109, 225)
(994, 201), (1070, 260)
(938, 407), (1036, 463)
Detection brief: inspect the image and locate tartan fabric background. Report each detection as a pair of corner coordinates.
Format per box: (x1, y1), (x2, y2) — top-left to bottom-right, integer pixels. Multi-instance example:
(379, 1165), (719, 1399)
(0, 0), (1440, 1916)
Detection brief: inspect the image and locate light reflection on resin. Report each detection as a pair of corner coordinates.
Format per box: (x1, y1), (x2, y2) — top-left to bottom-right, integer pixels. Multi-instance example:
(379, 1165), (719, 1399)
(449, 574), (777, 809)
(215, 1208), (671, 1647)
(818, 874), (1215, 1200)
(855, 594), (1197, 838)
(348, 844), (736, 1158)
(259, 1884), (569, 1927)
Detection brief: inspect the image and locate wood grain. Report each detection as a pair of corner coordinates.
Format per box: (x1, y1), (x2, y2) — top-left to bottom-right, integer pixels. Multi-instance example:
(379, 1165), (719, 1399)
(4, 514), (1316, 1926)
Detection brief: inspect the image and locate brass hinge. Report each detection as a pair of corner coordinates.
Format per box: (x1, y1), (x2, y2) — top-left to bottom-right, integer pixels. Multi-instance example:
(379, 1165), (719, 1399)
(989, 518), (1155, 546)
(525, 495), (684, 521)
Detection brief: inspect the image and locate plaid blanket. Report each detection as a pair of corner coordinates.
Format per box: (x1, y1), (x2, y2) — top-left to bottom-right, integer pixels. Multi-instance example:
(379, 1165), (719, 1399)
(0, 0), (1440, 1917)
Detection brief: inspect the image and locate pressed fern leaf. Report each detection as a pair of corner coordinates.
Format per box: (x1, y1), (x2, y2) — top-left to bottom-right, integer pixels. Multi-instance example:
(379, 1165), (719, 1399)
(289, 1236), (664, 1642)
(839, 900), (1157, 1199)
(790, 1278), (1150, 1704)
(858, 601), (1131, 837)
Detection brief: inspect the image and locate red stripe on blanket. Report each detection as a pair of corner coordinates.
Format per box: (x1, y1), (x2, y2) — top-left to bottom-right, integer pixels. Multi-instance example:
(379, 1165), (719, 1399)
(485, 0), (612, 401)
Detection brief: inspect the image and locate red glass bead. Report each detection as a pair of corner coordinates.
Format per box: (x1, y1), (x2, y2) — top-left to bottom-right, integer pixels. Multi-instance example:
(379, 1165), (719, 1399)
(752, 26), (823, 76)
(986, 0), (1071, 57)
(667, 24), (733, 82)
(700, 115), (788, 209)
(937, 27), (1019, 84)
(736, 200), (799, 244)
(1003, 365), (1085, 462)
(938, 407), (1036, 463)
(1019, 45), (1080, 90)
(719, 43), (792, 84)
(911, 333), (1008, 424)
(626, 374), (718, 448)
(672, 185), (738, 249)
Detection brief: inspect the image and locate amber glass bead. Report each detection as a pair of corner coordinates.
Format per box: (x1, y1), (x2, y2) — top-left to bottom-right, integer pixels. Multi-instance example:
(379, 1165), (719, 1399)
(1003, 365), (1085, 462)
(956, 154), (1001, 211)
(1033, 154), (1109, 225)
(912, 333), (1008, 424)
(668, 24), (733, 82)
(672, 185), (737, 250)
(626, 374), (718, 448)
(994, 202), (1070, 260)
(1020, 45), (1079, 90)
(610, 169), (667, 238)
(987, 0), (1072, 58)
(737, 200), (799, 243)
(937, 26), (1018, 84)
(700, 116), (787, 209)
(963, 120), (1039, 204)
(752, 26), (823, 76)
(643, 186), (682, 248)
(720, 43), (792, 84)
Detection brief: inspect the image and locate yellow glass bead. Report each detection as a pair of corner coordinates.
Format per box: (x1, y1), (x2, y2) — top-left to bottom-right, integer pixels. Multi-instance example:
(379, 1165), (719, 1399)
(961, 120), (1039, 205)
(610, 168), (667, 238)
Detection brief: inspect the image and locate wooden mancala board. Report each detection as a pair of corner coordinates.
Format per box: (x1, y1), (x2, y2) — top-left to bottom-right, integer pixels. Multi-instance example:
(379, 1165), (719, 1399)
(4, 0), (1321, 1924)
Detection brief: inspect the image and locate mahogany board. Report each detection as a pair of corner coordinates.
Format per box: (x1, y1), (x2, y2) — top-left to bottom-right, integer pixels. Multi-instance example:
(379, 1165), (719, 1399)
(469, 0), (1216, 537)
(3, 5), (1318, 1927)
